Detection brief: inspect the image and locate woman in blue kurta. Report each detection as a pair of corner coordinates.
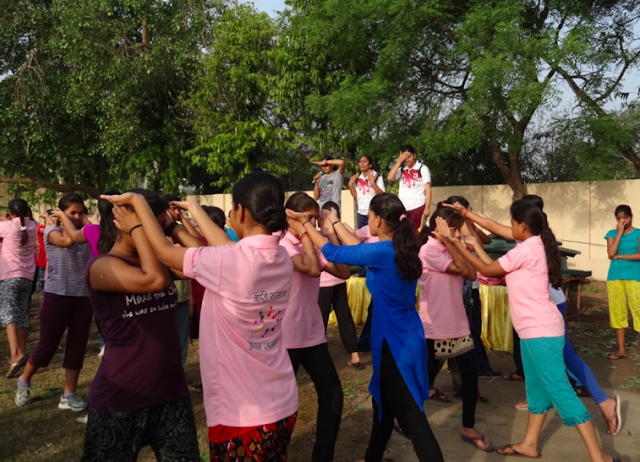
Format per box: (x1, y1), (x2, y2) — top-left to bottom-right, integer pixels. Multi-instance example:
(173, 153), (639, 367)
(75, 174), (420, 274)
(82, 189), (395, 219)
(287, 193), (444, 462)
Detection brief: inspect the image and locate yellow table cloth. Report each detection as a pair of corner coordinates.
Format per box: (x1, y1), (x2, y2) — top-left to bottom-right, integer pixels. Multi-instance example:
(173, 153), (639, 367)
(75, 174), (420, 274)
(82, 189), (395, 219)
(332, 278), (514, 352)
(328, 276), (371, 326)
(329, 276), (421, 327)
(479, 285), (513, 352)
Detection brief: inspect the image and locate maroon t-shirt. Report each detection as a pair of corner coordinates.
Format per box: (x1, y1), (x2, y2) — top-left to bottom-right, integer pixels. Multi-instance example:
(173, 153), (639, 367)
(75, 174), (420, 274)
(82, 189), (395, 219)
(85, 255), (189, 413)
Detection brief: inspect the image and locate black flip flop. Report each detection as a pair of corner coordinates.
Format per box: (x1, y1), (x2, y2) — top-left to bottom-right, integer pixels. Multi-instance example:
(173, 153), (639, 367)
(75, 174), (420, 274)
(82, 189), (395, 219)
(347, 361), (365, 370)
(462, 435), (494, 452)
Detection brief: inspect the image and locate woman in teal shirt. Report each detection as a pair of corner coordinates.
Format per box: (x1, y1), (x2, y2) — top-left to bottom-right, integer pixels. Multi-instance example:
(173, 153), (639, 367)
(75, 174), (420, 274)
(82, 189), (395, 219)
(605, 204), (640, 360)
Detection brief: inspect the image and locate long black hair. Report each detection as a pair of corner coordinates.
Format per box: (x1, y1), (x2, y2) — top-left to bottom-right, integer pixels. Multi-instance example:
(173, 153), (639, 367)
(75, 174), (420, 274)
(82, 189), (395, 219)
(285, 192), (318, 214)
(232, 172), (287, 234)
(522, 194), (544, 211)
(202, 206), (226, 229)
(444, 195), (470, 209)
(369, 193), (422, 281)
(419, 203), (464, 245)
(510, 200), (562, 289)
(8, 198), (32, 247)
(97, 189), (120, 255)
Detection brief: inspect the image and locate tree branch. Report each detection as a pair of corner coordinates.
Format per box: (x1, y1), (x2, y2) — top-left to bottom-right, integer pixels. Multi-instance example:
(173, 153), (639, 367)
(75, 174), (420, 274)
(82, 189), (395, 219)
(594, 48), (640, 103)
(0, 167), (102, 198)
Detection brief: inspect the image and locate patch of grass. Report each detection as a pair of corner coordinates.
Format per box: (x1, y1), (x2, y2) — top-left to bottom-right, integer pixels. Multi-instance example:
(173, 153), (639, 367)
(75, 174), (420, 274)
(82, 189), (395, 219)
(344, 389), (356, 399)
(579, 345), (609, 358)
(620, 375), (640, 390)
(353, 406), (366, 414)
(589, 286), (601, 294)
(355, 379), (364, 386)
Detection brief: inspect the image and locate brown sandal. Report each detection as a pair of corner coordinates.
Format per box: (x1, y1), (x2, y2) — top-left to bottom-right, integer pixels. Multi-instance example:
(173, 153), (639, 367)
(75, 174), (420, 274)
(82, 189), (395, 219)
(497, 444), (541, 458)
(6, 355), (28, 379)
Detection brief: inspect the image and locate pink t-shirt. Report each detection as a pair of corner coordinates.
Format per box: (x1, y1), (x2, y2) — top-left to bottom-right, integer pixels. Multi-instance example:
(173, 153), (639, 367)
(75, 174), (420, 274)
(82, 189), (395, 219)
(355, 225), (380, 243)
(82, 224), (101, 257)
(182, 234), (298, 427)
(418, 239), (470, 339)
(0, 218), (37, 281)
(279, 231), (328, 349)
(498, 236), (564, 339)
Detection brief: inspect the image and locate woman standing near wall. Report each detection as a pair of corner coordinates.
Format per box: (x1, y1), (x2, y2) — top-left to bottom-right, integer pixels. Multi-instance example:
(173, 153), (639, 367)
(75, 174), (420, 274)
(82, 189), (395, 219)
(605, 204), (640, 360)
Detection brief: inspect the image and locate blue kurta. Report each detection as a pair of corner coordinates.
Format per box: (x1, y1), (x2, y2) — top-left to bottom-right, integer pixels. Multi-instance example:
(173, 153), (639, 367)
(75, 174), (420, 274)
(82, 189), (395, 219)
(321, 240), (430, 416)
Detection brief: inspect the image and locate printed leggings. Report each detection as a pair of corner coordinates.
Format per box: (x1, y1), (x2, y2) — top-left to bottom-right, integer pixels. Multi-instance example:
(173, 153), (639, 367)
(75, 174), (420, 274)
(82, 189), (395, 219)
(82, 397), (199, 462)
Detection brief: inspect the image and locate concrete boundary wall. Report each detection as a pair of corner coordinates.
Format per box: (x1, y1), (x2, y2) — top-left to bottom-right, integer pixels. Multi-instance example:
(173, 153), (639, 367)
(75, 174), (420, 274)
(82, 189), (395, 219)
(193, 179), (639, 281)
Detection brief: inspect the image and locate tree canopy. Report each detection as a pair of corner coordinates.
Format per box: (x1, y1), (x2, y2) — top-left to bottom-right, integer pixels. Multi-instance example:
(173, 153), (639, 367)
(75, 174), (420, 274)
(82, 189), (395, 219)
(1, 0), (639, 199)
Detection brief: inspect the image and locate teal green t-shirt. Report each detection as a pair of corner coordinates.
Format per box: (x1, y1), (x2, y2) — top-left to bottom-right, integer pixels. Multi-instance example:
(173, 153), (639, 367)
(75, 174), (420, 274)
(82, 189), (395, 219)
(605, 228), (640, 281)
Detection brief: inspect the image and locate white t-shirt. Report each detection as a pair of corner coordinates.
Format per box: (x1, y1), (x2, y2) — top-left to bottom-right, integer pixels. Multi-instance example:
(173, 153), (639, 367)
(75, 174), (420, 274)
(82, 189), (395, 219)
(355, 171), (385, 215)
(394, 161), (431, 212)
(318, 170), (343, 208)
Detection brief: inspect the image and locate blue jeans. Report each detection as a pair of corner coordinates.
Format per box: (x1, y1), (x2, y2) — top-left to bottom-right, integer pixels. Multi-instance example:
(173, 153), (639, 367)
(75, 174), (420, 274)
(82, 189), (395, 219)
(557, 302), (608, 404)
(357, 213), (368, 229)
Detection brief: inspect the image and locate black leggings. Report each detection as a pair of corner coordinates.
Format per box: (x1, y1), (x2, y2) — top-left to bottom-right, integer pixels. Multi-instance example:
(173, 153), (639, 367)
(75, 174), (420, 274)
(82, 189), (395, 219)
(318, 283), (360, 354)
(364, 341), (444, 462)
(288, 343), (343, 462)
(512, 328), (525, 377)
(427, 339), (478, 429)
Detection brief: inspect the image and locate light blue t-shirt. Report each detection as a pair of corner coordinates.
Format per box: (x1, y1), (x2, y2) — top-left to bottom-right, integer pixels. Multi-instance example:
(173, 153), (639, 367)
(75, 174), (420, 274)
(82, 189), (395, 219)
(605, 228), (640, 282)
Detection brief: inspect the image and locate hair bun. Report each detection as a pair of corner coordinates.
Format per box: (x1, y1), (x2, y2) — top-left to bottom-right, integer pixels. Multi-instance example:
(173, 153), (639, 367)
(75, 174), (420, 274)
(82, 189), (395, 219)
(258, 204), (286, 233)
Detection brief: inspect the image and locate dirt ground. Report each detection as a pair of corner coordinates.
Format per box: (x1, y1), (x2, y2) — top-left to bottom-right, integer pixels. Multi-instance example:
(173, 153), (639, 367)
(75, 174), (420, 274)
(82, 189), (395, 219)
(1, 280), (639, 461)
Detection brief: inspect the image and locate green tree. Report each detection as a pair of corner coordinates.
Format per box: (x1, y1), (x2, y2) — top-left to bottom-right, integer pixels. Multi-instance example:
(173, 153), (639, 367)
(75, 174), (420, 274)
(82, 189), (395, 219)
(0, 0), (214, 197)
(186, 2), (298, 190)
(280, 0), (640, 198)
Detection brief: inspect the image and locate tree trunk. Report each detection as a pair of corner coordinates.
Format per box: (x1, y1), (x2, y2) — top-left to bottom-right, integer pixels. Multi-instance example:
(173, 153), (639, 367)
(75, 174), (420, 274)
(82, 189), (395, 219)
(489, 143), (527, 200)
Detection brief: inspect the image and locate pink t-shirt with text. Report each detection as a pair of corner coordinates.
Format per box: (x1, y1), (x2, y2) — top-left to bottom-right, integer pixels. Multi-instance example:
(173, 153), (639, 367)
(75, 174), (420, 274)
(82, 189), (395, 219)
(279, 231), (328, 349)
(498, 236), (564, 339)
(0, 218), (37, 281)
(182, 234), (298, 427)
(418, 239), (470, 339)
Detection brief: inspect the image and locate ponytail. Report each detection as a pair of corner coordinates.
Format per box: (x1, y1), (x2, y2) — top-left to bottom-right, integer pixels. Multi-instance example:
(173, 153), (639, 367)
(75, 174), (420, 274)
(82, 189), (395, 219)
(8, 198), (32, 247)
(510, 200), (562, 289)
(370, 193), (422, 281)
(97, 189), (120, 254)
(540, 220), (562, 289)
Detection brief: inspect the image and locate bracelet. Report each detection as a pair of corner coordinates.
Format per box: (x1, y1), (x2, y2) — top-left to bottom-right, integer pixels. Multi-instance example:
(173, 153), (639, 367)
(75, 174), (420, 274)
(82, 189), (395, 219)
(462, 209), (470, 217)
(128, 224), (142, 235)
(164, 221), (179, 236)
(299, 232), (309, 240)
(304, 251), (317, 255)
(332, 220), (340, 226)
